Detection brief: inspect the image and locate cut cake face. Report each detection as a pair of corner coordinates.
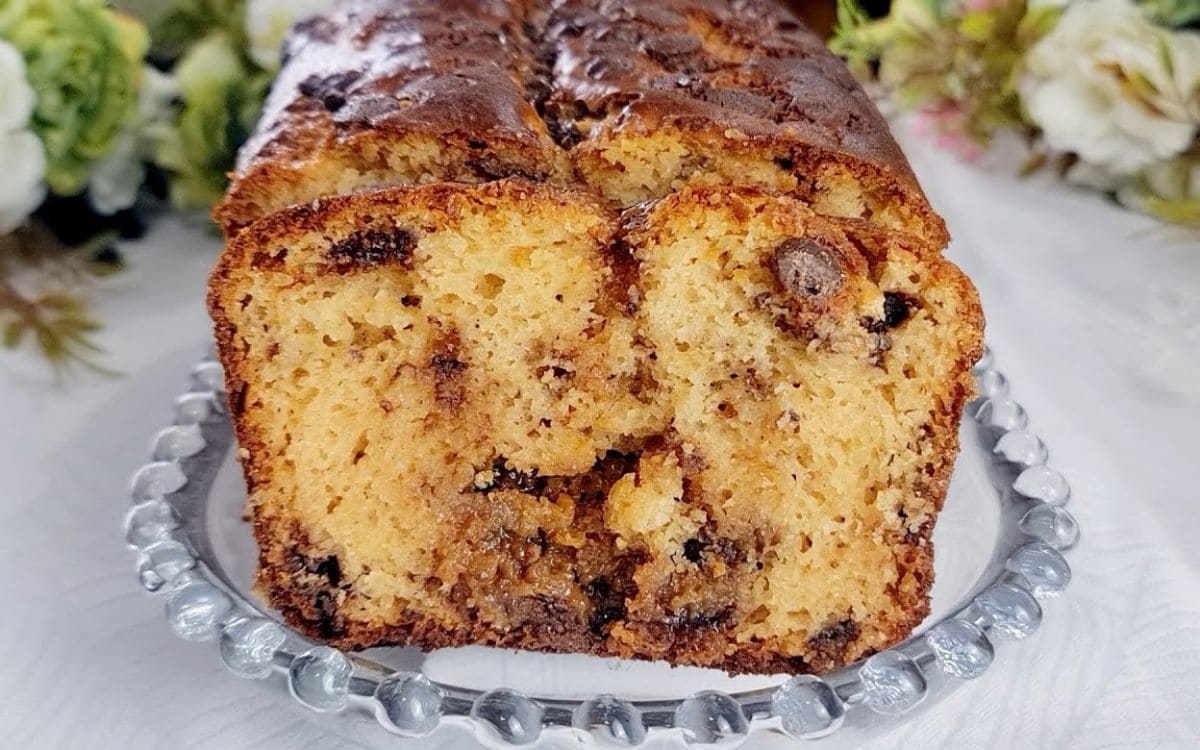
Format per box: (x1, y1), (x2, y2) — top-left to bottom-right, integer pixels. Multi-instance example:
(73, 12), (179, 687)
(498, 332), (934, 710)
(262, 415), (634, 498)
(209, 180), (981, 674)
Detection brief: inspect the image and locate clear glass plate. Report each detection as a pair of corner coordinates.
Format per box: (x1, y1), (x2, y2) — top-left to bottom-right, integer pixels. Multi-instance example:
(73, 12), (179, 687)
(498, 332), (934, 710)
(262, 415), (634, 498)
(123, 346), (1078, 748)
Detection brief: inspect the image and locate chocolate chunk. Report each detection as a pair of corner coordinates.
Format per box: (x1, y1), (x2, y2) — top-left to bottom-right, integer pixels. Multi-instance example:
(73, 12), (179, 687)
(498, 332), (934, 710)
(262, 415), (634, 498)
(670, 605), (735, 631)
(298, 71), (362, 113)
(465, 154), (549, 181)
(770, 238), (846, 301)
(585, 576), (626, 635)
(482, 459), (544, 494)
(475, 450), (639, 504)
(683, 538), (705, 563)
(312, 555), (342, 587)
(641, 32), (702, 64)
(883, 292), (912, 328)
(548, 116), (582, 149)
(806, 618), (861, 665)
(328, 227), (416, 270)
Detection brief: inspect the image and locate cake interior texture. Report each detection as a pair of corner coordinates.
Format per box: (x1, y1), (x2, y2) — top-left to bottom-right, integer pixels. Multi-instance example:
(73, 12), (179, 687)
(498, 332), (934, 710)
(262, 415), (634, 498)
(210, 181), (982, 674)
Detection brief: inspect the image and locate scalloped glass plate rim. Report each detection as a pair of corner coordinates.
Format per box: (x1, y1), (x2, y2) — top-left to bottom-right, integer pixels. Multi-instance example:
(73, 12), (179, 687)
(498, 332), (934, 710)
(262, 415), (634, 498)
(123, 345), (1078, 747)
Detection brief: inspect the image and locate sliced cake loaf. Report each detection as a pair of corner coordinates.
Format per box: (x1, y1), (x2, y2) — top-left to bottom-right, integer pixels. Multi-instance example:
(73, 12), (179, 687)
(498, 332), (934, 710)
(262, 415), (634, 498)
(210, 0), (983, 675)
(209, 180), (981, 674)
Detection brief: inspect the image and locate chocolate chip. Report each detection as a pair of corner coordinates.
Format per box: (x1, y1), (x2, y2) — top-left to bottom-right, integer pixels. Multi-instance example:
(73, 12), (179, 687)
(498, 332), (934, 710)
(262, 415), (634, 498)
(311, 555), (342, 587)
(670, 605), (734, 630)
(806, 618), (860, 664)
(481, 459), (543, 494)
(883, 292), (912, 328)
(770, 238), (846, 301)
(585, 576), (627, 635)
(547, 116), (582, 149)
(298, 71), (362, 112)
(683, 538), (705, 563)
(327, 227), (417, 270)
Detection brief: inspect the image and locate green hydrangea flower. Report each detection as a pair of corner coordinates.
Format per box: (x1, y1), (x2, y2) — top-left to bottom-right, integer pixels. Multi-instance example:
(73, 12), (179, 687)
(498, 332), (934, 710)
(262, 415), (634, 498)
(154, 32), (269, 209)
(116, 0), (246, 64)
(0, 0), (148, 196)
(831, 0), (1062, 146)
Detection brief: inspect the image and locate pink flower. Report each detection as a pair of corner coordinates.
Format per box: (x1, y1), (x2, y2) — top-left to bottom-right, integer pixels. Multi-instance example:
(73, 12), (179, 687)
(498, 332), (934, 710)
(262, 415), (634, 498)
(913, 103), (985, 161)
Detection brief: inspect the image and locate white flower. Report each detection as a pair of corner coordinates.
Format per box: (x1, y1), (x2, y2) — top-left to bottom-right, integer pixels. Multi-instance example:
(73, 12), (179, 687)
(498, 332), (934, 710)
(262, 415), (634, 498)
(0, 40), (45, 234)
(246, 0), (330, 71)
(0, 130), (46, 234)
(0, 42), (34, 133)
(87, 66), (177, 215)
(1020, 0), (1200, 176)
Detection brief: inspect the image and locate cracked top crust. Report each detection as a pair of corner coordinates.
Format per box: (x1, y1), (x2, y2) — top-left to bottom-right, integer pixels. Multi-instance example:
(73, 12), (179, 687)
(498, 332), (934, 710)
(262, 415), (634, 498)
(214, 0), (946, 246)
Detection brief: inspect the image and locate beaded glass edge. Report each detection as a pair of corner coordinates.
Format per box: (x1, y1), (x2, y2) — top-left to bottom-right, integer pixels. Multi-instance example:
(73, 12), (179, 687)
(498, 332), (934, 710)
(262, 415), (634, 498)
(124, 346), (1077, 748)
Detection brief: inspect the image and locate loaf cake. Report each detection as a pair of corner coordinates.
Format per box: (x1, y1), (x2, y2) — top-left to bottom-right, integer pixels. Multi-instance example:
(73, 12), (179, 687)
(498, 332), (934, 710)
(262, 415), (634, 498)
(209, 0), (983, 676)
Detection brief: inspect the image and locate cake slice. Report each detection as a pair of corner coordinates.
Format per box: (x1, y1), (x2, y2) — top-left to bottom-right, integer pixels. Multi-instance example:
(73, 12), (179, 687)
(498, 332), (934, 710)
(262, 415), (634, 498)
(209, 180), (981, 674)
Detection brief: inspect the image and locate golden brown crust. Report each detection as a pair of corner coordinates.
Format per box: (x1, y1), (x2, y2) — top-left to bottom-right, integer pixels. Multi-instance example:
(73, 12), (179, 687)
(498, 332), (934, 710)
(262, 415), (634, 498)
(542, 0), (946, 243)
(214, 0), (568, 232)
(215, 0), (945, 246)
(210, 181), (981, 675)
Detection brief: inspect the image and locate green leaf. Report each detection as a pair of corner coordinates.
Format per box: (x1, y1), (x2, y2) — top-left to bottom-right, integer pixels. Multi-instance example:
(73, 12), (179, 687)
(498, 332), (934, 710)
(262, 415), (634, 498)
(36, 292), (84, 312)
(1142, 195), (1200, 225)
(35, 327), (67, 361)
(2, 321), (26, 349)
(1158, 34), (1175, 79)
(1138, 0), (1200, 28)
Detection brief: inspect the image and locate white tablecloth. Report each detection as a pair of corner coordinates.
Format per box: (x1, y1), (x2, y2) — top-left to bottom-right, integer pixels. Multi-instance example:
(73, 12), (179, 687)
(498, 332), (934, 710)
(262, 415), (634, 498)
(2, 133), (1198, 749)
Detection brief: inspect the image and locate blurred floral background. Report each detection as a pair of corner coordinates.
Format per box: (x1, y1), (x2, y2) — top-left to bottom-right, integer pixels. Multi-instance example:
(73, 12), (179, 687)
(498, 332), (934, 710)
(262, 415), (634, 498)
(0, 0), (1198, 371)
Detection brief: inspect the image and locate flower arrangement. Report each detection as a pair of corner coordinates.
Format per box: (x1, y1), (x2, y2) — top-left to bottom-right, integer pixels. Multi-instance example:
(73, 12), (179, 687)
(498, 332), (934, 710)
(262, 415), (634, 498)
(0, 0), (321, 370)
(833, 0), (1200, 226)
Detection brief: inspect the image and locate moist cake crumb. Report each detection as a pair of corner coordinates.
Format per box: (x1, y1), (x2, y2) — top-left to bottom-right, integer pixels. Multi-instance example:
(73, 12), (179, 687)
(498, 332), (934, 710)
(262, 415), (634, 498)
(210, 181), (982, 675)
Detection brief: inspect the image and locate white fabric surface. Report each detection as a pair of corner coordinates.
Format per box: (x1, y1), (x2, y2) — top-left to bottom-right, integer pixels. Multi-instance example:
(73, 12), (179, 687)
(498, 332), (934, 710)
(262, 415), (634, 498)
(0, 135), (1197, 749)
